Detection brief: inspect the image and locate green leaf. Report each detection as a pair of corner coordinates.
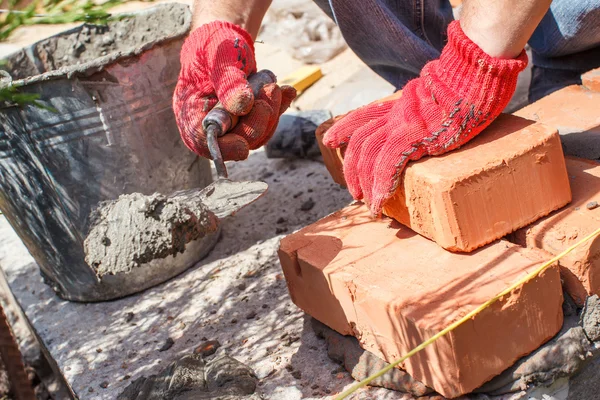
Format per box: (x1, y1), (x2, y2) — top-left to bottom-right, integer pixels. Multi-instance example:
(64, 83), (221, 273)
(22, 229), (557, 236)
(0, 86), (57, 111)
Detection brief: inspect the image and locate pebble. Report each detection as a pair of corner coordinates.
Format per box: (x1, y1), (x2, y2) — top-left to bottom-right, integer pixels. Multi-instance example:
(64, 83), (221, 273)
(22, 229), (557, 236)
(587, 201), (599, 210)
(124, 312), (135, 323)
(291, 370), (302, 379)
(300, 198), (315, 211)
(158, 337), (174, 352)
(231, 318), (238, 324)
(100, 381), (109, 389)
(254, 364), (274, 379)
(194, 340), (221, 357)
(246, 311), (257, 320)
(276, 217), (286, 224)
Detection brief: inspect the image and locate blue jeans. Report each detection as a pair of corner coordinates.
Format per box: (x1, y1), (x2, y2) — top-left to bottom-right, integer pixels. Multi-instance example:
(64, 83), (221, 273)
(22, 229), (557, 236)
(313, 0), (600, 103)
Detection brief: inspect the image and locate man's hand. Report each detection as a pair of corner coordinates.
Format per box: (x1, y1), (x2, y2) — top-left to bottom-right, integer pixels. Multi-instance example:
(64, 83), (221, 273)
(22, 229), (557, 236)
(323, 21), (527, 215)
(173, 21), (296, 161)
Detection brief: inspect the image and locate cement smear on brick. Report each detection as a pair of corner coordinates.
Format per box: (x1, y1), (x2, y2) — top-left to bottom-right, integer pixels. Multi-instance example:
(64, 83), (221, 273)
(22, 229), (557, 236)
(84, 192), (219, 277)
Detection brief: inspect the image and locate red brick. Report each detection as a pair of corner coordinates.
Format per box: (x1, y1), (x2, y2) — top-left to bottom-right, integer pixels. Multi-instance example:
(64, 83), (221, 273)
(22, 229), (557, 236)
(582, 68), (600, 92)
(514, 85), (600, 160)
(317, 114), (572, 252)
(279, 204), (563, 398)
(513, 157), (600, 306)
(316, 116), (346, 187)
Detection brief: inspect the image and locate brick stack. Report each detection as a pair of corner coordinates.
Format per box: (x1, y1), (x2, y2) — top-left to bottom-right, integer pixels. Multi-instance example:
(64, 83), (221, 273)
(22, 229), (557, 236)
(278, 69), (600, 398)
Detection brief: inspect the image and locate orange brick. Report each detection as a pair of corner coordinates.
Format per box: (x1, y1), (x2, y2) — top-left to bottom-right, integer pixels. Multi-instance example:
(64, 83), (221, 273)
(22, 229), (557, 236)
(513, 157), (600, 306)
(279, 204), (563, 398)
(317, 114), (572, 252)
(582, 68), (600, 92)
(316, 116), (346, 187)
(515, 85), (600, 159)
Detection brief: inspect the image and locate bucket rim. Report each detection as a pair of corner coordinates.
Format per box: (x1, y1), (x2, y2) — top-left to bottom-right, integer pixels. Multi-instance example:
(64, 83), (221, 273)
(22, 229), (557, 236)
(0, 2), (191, 89)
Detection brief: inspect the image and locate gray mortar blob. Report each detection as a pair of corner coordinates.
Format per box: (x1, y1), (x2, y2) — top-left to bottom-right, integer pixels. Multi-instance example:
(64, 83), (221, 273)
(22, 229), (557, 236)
(84, 192), (219, 277)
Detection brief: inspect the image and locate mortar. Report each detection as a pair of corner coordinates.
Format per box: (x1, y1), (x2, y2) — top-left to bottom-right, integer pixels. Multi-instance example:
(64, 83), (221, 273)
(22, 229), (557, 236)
(0, 3), (218, 302)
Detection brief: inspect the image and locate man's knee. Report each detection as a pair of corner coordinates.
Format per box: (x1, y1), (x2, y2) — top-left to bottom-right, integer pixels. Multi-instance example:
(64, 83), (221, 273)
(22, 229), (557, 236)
(529, 0), (600, 59)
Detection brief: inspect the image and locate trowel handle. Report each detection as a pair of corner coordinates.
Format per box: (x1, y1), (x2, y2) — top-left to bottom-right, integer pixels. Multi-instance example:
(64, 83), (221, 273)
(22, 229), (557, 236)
(202, 70), (277, 136)
(202, 70), (277, 181)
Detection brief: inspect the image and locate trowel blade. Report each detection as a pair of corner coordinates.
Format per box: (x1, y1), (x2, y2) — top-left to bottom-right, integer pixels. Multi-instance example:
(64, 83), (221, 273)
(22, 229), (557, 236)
(198, 179), (268, 219)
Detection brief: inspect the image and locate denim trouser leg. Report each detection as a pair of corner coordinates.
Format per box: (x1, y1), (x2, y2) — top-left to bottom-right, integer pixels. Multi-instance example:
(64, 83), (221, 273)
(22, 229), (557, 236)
(528, 0), (600, 102)
(312, 0), (453, 90)
(313, 0), (600, 103)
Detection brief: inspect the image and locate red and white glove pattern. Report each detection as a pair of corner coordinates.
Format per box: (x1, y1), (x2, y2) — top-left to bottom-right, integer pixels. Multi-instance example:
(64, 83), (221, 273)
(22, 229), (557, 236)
(323, 21), (528, 215)
(173, 21), (296, 161)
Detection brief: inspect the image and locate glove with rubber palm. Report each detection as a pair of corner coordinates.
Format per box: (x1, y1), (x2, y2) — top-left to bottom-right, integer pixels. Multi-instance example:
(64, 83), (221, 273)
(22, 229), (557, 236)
(323, 21), (527, 215)
(173, 21), (297, 161)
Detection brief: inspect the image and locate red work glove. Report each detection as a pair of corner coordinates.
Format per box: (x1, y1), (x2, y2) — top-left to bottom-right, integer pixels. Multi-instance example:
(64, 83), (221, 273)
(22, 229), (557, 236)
(173, 21), (297, 161)
(323, 21), (528, 215)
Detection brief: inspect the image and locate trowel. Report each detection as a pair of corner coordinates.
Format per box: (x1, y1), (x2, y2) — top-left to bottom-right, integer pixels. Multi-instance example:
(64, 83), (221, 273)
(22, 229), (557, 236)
(196, 70), (277, 219)
(82, 71), (277, 281)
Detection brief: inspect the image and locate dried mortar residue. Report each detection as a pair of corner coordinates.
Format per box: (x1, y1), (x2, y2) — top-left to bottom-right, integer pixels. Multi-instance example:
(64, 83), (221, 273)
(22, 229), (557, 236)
(3, 3), (191, 81)
(84, 192), (219, 277)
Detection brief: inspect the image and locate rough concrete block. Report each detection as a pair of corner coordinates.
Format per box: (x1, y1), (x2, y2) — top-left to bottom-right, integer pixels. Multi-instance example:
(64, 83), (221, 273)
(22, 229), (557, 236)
(278, 204), (564, 398)
(513, 158), (600, 306)
(316, 114), (572, 252)
(582, 68), (600, 93)
(514, 85), (600, 160)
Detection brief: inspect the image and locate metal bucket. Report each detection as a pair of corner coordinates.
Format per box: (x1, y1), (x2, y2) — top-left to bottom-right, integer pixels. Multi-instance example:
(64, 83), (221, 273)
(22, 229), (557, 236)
(0, 3), (216, 301)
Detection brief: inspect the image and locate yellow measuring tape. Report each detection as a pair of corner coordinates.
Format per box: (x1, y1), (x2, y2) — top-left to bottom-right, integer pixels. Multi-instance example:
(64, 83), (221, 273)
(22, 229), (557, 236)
(335, 226), (600, 400)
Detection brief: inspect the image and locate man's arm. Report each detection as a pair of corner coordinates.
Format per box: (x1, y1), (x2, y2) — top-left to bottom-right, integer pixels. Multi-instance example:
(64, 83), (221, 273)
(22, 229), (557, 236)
(461, 0), (552, 58)
(191, 0), (272, 38)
